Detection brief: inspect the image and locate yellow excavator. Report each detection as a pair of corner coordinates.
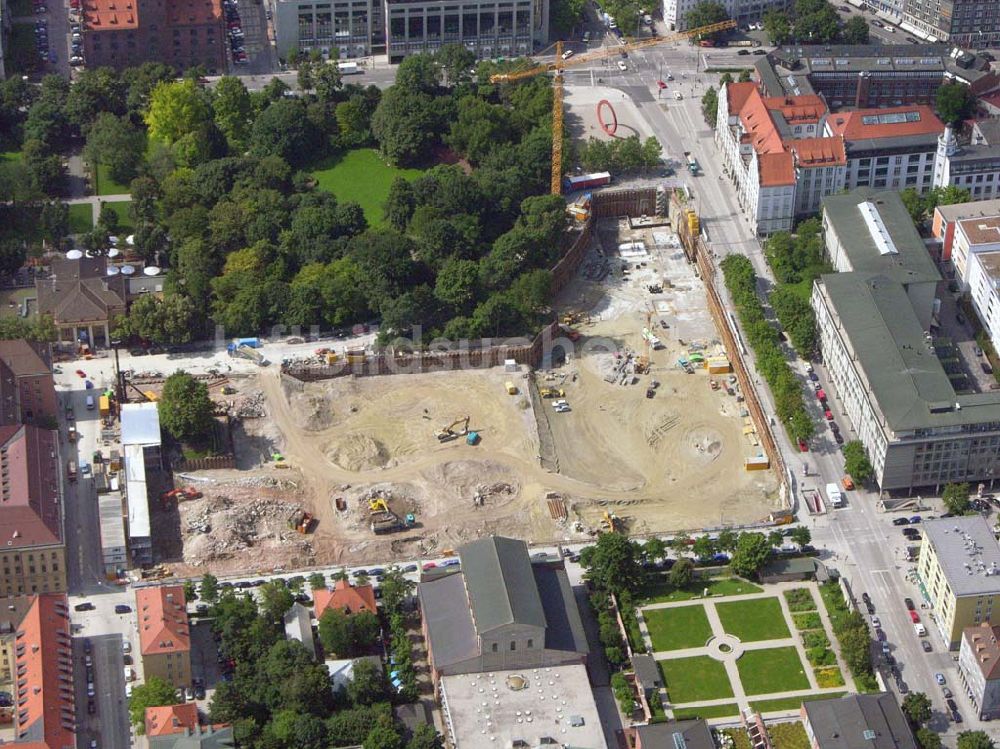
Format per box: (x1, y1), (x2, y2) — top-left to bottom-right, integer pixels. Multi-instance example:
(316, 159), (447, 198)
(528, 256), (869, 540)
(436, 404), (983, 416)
(435, 415), (470, 442)
(369, 497), (390, 515)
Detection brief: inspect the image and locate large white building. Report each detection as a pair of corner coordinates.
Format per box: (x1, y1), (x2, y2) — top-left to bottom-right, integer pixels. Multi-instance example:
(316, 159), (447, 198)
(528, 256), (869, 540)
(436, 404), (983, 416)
(121, 402), (162, 567)
(813, 189), (1000, 491)
(663, 0), (786, 31)
(952, 215), (1000, 357)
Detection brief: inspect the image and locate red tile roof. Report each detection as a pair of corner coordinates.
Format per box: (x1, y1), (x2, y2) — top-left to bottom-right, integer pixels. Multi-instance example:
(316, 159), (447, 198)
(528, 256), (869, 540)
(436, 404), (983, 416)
(81, 0), (138, 29)
(13, 594), (75, 749)
(136, 585), (191, 656)
(789, 136), (847, 166)
(314, 580), (377, 619)
(825, 105), (945, 140)
(764, 94), (827, 124)
(725, 81), (756, 114)
(0, 341), (51, 379)
(146, 703), (199, 737)
(0, 425), (62, 550)
(758, 152), (796, 187)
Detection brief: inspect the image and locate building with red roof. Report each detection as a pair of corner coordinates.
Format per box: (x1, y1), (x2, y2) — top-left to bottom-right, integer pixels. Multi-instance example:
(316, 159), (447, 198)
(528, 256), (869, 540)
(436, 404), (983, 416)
(146, 703), (199, 737)
(81, 0), (225, 72)
(313, 580), (377, 620)
(0, 425), (66, 598)
(11, 593), (75, 749)
(136, 585), (191, 688)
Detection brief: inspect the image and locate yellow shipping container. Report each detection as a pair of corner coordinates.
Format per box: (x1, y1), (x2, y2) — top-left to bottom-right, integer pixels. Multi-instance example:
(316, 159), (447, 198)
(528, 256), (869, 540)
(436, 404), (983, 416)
(707, 358), (732, 374)
(98, 395), (110, 416)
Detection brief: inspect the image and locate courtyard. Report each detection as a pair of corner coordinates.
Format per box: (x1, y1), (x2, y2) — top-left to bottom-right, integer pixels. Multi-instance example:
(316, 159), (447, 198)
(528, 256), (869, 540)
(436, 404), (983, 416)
(637, 579), (855, 720)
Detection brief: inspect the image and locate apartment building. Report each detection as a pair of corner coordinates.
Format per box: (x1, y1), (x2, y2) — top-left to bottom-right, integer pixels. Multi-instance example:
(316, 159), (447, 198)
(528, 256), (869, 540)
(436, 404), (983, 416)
(918, 516), (1000, 649)
(932, 197), (1000, 262)
(81, 0), (225, 73)
(824, 105), (944, 194)
(934, 127), (1000, 203)
(812, 189), (1000, 491)
(137, 585), (192, 688)
(902, 0), (1000, 46)
(716, 81), (846, 235)
(958, 622), (1000, 720)
(272, 0), (547, 63)
(951, 215), (1000, 357)
(0, 425), (66, 598)
(754, 46), (998, 108)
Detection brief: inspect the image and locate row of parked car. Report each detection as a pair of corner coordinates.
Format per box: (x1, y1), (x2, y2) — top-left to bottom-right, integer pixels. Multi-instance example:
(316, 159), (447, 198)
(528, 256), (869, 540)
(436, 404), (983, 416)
(33, 20), (57, 64)
(68, 0), (85, 66)
(223, 0), (248, 65)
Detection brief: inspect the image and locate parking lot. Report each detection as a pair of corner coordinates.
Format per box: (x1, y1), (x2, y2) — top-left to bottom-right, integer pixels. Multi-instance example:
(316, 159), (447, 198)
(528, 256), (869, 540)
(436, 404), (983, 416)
(230, 0), (276, 74)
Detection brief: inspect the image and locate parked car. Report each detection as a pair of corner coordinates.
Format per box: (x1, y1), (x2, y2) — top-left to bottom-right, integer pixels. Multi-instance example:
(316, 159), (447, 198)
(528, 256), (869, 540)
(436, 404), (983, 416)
(871, 615), (881, 628)
(935, 673), (946, 685)
(921, 640), (932, 652)
(909, 515), (922, 523)
(909, 610), (921, 623)
(114, 604), (131, 614)
(904, 597), (915, 610)
(74, 602), (94, 611)
(892, 517), (910, 526)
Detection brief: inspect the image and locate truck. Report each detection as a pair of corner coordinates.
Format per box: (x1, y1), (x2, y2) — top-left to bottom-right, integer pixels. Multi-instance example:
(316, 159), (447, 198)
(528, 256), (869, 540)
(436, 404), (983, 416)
(564, 172), (611, 192)
(370, 510), (415, 535)
(825, 482), (844, 509)
(228, 343), (270, 366)
(337, 61), (362, 75)
(287, 509), (316, 534)
(236, 337), (262, 349)
(67, 425), (77, 443)
(67, 460), (77, 482)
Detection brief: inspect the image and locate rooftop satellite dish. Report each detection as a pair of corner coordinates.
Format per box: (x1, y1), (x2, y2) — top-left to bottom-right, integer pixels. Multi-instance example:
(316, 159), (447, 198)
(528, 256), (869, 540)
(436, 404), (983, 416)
(120, 265), (136, 276)
(106, 266), (120, 276)
(143, 266), (160, 276)
(66, 250), (83, 260)
(107, 248), (120, 258)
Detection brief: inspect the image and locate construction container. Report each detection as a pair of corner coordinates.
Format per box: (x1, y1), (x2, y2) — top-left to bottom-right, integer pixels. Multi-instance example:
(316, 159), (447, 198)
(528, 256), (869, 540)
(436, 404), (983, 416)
(745, 455), (770, 471)
(325, 352), (339, 365)
(505, 382), (517, 395)
(707, 358), (732, 374)
(346, 348), (366, 364)
(98, 394), (110, 417)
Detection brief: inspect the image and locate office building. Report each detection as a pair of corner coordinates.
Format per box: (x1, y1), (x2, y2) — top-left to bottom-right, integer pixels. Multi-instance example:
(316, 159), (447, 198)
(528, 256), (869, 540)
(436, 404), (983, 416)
(951, 215), (1000, 355)
(0, 425), (66, 598)
(918, 516), (1000, 648)
(11, 594), (76, 749)
(662, 0), (787, 31)
(902, 0), (1000, 46)
(716, 81), (846, 235)
(934, 127), (1000, 203)
(81, 0), (226, 71)
(958, 622), (1000, 720)
(932, 197), (1000, 262)
(813, 189), (1000, 491)
(137, 585), (192, 687)
(418, 535), (588, 684)
(271, 0), (547, 63)
(801, 693), (917, 749)
(754, 46), (998, 108)
(824, 105), (944, 194)
(121, 402), (162, 567)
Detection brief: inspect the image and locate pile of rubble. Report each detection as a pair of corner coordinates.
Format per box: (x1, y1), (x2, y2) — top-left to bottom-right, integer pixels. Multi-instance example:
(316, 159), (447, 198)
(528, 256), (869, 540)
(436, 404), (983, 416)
(229, 391), (266, 418)
(472, 482), (517, 507)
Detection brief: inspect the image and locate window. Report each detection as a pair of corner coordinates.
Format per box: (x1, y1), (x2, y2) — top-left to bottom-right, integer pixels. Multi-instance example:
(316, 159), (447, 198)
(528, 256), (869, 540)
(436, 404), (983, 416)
(527, 639), (533, 648)
(491, 643), (498, 652)
(510, 641), (516, 651)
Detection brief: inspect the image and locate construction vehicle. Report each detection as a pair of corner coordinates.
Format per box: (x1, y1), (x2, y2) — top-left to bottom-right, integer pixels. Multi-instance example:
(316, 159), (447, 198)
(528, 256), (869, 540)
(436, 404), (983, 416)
(540, 387), (565, 398)
(370, 509), (415, 535)
(369, 497), (391, 515)
(435, 415), (470, 442)
(160, 486), (204, 508)
(601, 511), (622, 533)
(466, 431), (481, 445)
(506, 381), (518, 395)
(489, 20), (736, 194)
(559, 325), (581, 342)
(287, 509), (316, 534)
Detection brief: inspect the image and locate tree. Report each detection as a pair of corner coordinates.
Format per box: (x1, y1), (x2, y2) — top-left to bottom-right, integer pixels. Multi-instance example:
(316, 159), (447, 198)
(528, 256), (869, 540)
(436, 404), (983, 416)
(916, 728), (942, 749)
(213, 76), (253, 151)
(39, 201), (69, 246)
(730, 532), (773, 578)
(957, 732), (995, 749)
(701, 87), (719, 126)
(97, 202), (120, 235)
(643, 537), (667, 565)
(902, 692), (932, 726)
(144, 79), (212, 145)
(843, 441), (874, 482)
(790, 526), (812, 547)
(346, 657), (385, 705)
(436, 44), (476, 85)
(378, 566), (415, 612)
(249, 98), (323, 167)
(200, 572), (219, 603)
(84, 112), (145, 186)
(900, 187), (926, 224)
(258, 581), (295, 623)
(717, 529), (739, 553)
(692, 535), (716, 560)
(309, 572), (327, 590)
(407, 723), (444, 749)
(669, 558), (694, 589)
(158, 371), (215, 443)
(22, 139), (64, 195)
(318, 607), (379, 657)
(128, 676), (177, 733)
(395, 54), (442, 93)
(183, 580), (197, 602)
(577, 531), (644, 595)
(371, 88), (441, 166)
(365, 720), (404, 749)
(763, 8), (792, 44)
(115, 293), (198, 345)
(943, 482), (971, 515)
(937, 83), (975, 126)
(685, 1), (729, 38)
(842, 15), (869, 43)
(0, 239), (26, 280)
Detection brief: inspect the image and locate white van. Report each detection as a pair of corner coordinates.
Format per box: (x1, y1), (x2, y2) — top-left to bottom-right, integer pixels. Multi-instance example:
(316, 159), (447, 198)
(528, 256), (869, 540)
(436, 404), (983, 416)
(825, 482), (844, 508)
(914, 623), (927, 637)
(85, 395), (95, 410)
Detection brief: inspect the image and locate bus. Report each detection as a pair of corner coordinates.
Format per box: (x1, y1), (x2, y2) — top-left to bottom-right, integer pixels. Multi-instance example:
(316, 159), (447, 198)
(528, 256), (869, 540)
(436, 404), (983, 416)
(337, 61), (362, 75)
(564, 172), (611, 191)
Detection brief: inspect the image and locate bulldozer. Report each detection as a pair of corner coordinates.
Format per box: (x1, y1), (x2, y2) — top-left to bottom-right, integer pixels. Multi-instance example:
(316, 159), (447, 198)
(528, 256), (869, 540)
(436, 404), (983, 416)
(435, 415), (470, 442)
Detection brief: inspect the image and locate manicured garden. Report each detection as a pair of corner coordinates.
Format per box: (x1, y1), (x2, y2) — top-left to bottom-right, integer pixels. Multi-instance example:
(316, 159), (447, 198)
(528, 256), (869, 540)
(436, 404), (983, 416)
(736, 646), (810, 695)
(717, 597), (790, 641)
(658, 655), (734, 703)
(68, 203), (93, 234)
(673, 703), (740, 720)
(311, 148), (424, 225)
(644, 605), (712, 651)
(100, 201), (134, 231)
(749, 693), (846, 714)
(93, 163), (132, 196)
(768, 720), (811, 749)
(784, 588), (817, 613)
(640, 576), (762, 605)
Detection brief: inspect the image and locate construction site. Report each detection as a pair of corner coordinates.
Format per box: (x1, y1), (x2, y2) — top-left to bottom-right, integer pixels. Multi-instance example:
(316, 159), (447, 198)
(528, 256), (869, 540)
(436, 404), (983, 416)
(148, 207), (780, 572)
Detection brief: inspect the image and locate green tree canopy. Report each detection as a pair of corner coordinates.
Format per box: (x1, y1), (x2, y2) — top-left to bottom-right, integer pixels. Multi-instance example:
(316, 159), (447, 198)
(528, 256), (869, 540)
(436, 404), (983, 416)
(902, 692), (932, 726)
(943, 482), (971, 515)
(84, 112), (146, 186)
(957, 732), (995, 749)
(578, 531), (644, 595)
(128, 676), (177, 733)
(669, 557), (694, 588)
(729, 532), (772, 578)
(158, 371), (215, 442)
(843, 441), (874, 482)
(685, 1), (729, 37)
(842, 15), (869, 43)
(114, 292), (198, 345)
(145, 79), (212, 145)
(937, 83), (975, 126)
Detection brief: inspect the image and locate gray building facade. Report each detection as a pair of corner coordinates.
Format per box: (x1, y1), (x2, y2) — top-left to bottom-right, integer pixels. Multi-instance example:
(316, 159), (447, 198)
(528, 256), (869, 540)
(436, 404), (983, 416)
(902, 0), (1000, 46)
(959, 623), (1000, 720)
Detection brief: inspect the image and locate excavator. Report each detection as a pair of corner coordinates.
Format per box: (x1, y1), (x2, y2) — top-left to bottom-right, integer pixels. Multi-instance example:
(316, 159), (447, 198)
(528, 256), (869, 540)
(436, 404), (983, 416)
(369, 497), (390, 515)
(435, 415), (470, 442)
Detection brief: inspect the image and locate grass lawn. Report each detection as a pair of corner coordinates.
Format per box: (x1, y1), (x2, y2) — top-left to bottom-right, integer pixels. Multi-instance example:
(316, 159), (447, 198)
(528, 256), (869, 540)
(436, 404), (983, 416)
(640, 576), (762, 605)
(100, 201), (134, 232)
(781, 279), (814, 305)
(311, 148), (423, 226)
(673, 703), (740, 720)
(737, 646), (810, 695)
(93, 163), (132, 196)
(784, 588), (817, 612)
(815, 667), (845, 688)
(659, 656), (734, 704)
(644, 605), (712, 651)
(67, 203), (93, 234)
(768, 721), (811, 749)
(717, 597), (790, 641)
(750, 693), (846, 714)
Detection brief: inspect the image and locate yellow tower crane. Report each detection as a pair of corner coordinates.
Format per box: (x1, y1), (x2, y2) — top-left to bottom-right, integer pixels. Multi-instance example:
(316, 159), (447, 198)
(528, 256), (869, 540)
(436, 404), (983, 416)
(490, 20), (737, 195)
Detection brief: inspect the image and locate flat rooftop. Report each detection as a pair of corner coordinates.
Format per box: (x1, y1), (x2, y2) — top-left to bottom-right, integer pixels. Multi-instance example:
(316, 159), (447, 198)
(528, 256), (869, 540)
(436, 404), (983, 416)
(922, 516), (1000, 597)
(124, 443), (150, 539)
(121, 402), (161, 446)
(975, 251), (1000, 281)
(936, 198), (1000, 224)
(98, 492), (126, 550)
(440, 664), (607, 749)
(958, 216), (1000, 246)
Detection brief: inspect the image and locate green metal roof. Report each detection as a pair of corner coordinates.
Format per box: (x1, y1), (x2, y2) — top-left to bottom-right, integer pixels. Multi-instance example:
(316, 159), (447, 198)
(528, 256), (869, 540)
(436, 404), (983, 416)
(459, 536), (546, 633)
